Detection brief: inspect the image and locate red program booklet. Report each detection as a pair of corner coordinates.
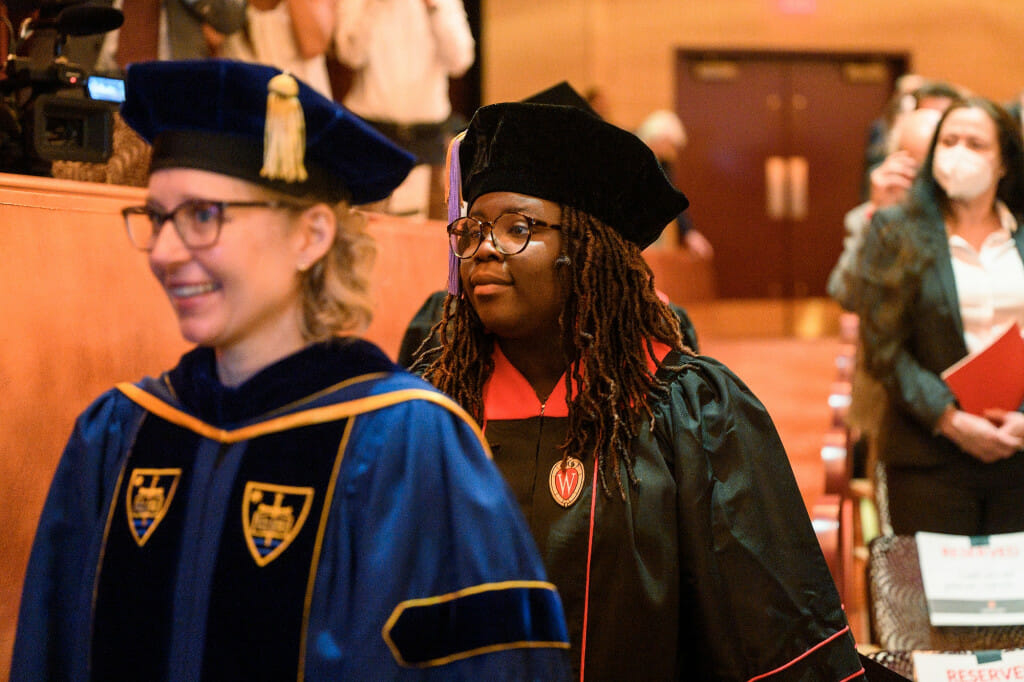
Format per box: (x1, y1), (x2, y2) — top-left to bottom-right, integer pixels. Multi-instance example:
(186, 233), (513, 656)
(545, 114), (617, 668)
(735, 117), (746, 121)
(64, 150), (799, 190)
(941, 322), (1024, 415)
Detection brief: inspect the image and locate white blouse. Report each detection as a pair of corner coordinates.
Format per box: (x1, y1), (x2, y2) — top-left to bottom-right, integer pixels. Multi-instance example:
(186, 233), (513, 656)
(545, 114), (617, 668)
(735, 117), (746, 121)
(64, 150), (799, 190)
(948, 202), (1024, 354)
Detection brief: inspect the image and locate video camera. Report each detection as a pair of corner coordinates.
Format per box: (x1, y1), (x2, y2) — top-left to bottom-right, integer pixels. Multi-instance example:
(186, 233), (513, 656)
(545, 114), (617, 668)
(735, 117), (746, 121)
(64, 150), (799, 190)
(0, 0), (124, 175)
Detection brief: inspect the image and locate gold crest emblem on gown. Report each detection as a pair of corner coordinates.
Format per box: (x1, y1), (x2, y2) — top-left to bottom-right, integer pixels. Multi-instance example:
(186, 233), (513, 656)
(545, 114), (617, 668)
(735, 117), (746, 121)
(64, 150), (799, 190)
(242, 481), (315, 566)
(126, 468), (182, 546)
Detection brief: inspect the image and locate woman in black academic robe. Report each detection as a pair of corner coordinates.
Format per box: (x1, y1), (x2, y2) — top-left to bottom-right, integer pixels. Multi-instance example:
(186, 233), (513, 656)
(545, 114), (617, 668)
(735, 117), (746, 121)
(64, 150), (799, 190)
(423, 101), (865, 680)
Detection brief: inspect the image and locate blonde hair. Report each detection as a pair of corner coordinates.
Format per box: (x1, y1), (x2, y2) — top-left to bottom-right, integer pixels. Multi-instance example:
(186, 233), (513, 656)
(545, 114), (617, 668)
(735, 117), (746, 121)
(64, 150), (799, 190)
(297, 203), (377, 341)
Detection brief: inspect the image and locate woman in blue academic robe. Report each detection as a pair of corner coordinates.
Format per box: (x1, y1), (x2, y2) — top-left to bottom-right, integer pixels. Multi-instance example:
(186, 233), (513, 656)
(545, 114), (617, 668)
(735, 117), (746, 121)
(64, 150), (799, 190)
(10, 60), (570, 681)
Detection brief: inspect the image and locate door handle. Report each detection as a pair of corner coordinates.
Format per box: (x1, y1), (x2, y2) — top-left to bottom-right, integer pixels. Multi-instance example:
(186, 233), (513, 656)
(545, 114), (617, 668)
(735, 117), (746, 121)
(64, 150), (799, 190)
(765, 155), (787, 220)
(787, 156), (808, 220)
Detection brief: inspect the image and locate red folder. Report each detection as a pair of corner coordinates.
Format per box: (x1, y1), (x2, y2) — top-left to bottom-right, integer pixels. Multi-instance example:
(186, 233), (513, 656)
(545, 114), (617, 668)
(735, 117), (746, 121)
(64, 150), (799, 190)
(941, 322), (1024, 415)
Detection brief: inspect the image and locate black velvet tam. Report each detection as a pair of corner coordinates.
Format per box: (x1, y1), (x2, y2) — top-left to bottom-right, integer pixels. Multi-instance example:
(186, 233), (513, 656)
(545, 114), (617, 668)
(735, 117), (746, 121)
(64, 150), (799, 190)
(458, 102), (689, 248)
(120, 59), (415, 204)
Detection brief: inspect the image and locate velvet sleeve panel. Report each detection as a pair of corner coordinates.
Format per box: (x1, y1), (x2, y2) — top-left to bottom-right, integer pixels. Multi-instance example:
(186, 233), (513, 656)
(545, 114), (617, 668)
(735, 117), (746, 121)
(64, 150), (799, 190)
(652, 356), (865, 681)
(10, 389), (144, 682)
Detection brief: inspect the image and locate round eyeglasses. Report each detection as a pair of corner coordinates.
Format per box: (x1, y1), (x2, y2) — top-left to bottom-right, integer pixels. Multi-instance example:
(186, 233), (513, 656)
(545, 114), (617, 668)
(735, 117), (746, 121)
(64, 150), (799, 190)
(447, 212), (561, 259)
(122, 199), (307, 252)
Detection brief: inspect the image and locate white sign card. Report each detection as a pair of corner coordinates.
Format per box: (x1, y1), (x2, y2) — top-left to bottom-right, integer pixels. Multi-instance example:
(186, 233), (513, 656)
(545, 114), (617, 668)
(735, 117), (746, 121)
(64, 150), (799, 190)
(913, 649), (1024, 682)
(916, 531), (1024, 626)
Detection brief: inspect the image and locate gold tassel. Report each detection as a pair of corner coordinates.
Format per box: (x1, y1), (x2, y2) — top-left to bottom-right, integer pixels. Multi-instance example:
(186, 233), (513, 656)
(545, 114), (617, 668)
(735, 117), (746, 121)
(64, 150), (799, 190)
(260, 73), (308, 183)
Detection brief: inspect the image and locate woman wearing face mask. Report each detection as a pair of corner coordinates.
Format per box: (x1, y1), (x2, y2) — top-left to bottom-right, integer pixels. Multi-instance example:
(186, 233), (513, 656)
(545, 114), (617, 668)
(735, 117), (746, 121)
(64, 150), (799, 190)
(855, 96), (1024, 535)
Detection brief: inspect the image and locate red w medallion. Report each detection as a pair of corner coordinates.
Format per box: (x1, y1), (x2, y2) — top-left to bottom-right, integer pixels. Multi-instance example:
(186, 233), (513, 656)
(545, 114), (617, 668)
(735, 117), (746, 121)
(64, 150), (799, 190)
(548, 457), (585, 508)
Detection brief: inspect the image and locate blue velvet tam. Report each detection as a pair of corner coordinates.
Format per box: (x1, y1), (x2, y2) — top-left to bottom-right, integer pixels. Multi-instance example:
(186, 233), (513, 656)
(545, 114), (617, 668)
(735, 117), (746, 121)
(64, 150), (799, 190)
(120, 59), (415, 204)
(458, 102), (689, 248)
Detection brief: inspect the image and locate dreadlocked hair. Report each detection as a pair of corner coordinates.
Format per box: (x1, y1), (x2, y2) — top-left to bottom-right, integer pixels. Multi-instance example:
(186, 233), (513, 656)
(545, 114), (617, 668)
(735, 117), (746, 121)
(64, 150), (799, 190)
(423, 205), (694, 499)
(423, 292), (494, 423)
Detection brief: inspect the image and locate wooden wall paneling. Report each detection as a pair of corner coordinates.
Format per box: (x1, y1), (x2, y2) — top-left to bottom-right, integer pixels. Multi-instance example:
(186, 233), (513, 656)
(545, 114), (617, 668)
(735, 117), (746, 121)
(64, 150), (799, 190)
(0, 174), (187, 675)
(362, 214), (451, 357)
(483, 0), (1024, 132)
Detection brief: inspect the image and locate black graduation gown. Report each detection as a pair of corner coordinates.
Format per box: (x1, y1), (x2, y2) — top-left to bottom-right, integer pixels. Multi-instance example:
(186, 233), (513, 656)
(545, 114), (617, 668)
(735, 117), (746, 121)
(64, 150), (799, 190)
(480, 343), (866, 681)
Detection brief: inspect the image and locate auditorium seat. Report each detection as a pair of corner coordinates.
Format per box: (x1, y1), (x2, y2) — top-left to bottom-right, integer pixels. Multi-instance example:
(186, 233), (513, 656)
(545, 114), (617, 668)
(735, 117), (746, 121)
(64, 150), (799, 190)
(813, 312), (877, 606)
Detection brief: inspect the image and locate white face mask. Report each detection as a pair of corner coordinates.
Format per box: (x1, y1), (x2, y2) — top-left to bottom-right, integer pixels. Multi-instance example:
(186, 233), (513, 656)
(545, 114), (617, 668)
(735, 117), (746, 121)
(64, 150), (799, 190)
(933, 145), (996, 200)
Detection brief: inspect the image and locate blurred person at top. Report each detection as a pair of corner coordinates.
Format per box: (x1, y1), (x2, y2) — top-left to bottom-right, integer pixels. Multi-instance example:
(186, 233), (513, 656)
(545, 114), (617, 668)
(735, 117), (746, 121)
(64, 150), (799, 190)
(861, 76), (962, 199)
(217, 0), (337, 98)
(93, 0), (246, 71)
(829, 106), (944, 310)
(855, 96), (1024, 536)
(635, 109), (714, 258)
(334, 0), (474, 218)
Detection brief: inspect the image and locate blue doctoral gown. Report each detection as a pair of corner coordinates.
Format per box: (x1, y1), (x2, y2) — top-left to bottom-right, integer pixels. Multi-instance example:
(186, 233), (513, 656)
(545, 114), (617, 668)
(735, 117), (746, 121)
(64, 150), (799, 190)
(12, 338), (570, 681)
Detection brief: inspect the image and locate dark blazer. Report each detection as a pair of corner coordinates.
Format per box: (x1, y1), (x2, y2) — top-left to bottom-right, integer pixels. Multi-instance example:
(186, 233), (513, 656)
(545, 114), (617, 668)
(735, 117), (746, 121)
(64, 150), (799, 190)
(857, 203), (1024, 469)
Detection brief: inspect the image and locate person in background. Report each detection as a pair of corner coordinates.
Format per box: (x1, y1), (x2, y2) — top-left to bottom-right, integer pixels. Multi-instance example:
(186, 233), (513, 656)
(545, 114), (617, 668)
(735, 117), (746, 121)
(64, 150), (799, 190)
(422, 100), (865, 680)
(863, 74), (926, 167)
(398, 288), (700, 370)
(11, 60), (570, 681)
(855, 96), (1024, 535)
(861, 77), (962, 199)
(94, 0), (247, 71)
(334, 0), (474, 218)
(829, 106), (944, 310)
(828, 106), (943, 492)
(1004, 89), (1024, 131)
(635, 109), (714, 258)
(912, 79), (964, 113)
(218, 0), (336, 98)
(582, 85), (611, 120)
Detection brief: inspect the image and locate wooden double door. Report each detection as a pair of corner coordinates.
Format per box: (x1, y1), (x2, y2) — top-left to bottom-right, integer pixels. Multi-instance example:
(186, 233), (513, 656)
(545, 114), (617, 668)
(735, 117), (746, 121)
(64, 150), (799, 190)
(674, 50), (907, 299)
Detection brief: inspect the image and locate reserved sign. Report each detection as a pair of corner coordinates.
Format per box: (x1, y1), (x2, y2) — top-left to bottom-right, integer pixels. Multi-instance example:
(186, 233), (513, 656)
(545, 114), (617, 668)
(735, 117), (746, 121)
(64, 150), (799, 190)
(916, 531), (1024, 626)
(913, 650), (1024, 681)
